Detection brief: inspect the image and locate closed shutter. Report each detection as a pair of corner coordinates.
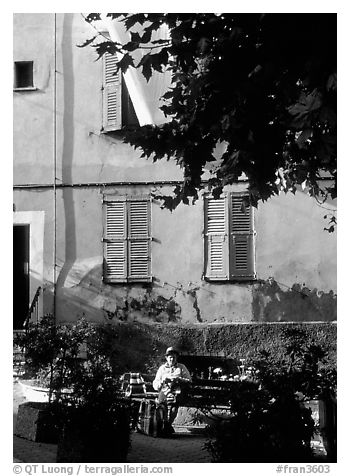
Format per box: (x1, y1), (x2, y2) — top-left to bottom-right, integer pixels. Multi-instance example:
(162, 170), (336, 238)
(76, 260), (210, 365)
(103, 53), (122, 131)
(103, 198), (151, 282)
(128, 200), (151, 281)
(229, 194), (255, 278)
(103, 201), (127, 281)
(204, 196), (229, 279)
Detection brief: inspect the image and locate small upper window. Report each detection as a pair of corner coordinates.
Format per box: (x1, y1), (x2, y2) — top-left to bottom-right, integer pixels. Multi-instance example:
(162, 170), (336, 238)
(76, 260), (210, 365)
(14, 61), (34, 89)
(102, 53), (139, 132)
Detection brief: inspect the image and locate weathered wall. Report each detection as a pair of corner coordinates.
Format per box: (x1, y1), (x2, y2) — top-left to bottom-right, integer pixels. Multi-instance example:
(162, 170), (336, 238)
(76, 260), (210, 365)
(13, 13), (337, 326)
(14, 183), (336, 325)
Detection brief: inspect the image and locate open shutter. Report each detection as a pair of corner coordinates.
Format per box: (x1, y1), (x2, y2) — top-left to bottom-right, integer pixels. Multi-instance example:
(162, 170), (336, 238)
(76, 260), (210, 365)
(204, 196), (229, 280)
(103, 201), (127, 282)
(127, 199), (151, 281)
(229, 194), (255, 279)
(103, 53), (122, 131)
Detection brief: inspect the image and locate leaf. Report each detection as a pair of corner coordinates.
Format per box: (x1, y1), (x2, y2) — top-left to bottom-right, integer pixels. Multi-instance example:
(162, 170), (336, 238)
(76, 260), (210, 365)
(304, 90), (322, 112)
(124, 14), (148, 30)
(162, 89), (175, 100)
(140, 29), (152, 44)
(93, 41), (119, 60)
(130, 31), (142, 44)
(77, 36), (98, 48)
(138, 54), (156, 81)
(147, 50), (169, 74)
(85, 13), (101, 23)
(197, 37), (210, 54)
(141, 60), (153, 82)
(296, 129), (313, 147)
(117, 53), (135, 73)
(106, 13), (125, 20)
(122, 41), (140, 52)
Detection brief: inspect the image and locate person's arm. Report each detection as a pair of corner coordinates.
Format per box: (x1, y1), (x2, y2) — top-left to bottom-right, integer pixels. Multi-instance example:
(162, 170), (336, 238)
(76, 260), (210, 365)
(152, 365), (164, 391)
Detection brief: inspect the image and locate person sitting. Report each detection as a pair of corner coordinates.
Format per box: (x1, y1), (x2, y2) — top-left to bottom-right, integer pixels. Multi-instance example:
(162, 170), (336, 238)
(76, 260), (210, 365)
(153, 347), (191, 435)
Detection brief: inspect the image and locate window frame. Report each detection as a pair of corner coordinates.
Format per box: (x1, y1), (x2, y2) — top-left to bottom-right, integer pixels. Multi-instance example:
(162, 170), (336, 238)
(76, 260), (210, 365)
(204, 191), (256, 282)
(102, 195), (152, 283)
(13, 61), (36, 91)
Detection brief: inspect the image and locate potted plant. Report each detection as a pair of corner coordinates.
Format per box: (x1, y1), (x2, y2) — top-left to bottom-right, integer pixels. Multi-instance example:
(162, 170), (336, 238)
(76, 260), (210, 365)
(56, 355), (131, 462)
(14, 315), (131, 461)
(14, 315), (92, 401)
(14, 315), (92, 442)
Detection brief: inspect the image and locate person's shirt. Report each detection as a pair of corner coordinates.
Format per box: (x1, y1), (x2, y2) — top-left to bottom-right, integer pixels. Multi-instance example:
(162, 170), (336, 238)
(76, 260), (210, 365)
(153, 362), (192, 391)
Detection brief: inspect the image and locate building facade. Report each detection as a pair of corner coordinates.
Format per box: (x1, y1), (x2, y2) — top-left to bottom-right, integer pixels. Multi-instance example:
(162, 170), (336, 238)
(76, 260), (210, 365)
(13, 13), (337, 331)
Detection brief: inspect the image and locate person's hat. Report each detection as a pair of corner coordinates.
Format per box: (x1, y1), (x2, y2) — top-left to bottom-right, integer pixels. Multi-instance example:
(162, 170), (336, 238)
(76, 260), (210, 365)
(165, 346), (179, 356)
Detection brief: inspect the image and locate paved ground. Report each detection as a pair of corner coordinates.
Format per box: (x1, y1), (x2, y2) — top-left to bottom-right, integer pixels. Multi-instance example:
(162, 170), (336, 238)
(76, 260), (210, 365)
(13, 380), (327, 463)
(13, 381), (211, 463)
(13, 430), (211, 463)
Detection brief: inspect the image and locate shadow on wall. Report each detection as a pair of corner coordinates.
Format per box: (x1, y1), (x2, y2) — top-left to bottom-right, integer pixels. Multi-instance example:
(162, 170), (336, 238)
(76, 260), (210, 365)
(55, 263), (182, 324)
(56, 14), (77, 296)
(252, 278), (336, 322)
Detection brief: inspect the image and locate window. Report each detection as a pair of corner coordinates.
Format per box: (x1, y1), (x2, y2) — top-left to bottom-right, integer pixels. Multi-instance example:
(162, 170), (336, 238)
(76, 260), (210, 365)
(14, 61), (34, 89)
(204, 193), (256, 281)
(103, 197), (151, 282)
(102, 53), (139, 131)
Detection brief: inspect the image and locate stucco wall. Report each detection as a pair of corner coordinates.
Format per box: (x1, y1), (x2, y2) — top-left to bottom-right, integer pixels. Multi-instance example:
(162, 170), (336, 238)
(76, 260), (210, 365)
(13, 13), (337, 325)
(14, 182), (337, 324)
(53, 186), (337, 324)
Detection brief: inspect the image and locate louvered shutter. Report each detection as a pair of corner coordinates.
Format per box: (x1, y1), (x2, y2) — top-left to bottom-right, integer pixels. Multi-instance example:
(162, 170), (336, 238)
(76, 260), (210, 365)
(229, 194), (255, 278)
(103, 201), (127, 282)
(103, 53), (122, 131)
(204, 196), (229, 279)
(127, 200), (151, 281)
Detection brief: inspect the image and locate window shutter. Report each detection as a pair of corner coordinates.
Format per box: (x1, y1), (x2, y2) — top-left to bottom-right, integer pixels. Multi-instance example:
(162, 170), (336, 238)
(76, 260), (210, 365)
(229, 194), (255, 278)
(204, 197), (229, 279)
(103, 53), (122, 131)
(103, 201), (127, 281)
(127, 199), (151, 281)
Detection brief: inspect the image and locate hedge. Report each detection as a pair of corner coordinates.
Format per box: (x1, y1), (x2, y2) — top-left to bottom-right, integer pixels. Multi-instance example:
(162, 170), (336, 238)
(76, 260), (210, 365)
(96, 321), (336, 375)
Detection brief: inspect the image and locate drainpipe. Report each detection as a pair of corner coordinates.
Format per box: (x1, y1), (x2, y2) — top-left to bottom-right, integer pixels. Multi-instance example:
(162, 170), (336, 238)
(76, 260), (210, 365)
(53, 13), (57, 321)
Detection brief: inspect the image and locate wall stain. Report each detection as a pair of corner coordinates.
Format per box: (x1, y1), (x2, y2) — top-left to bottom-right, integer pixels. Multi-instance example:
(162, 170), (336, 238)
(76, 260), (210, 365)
(129, 293), (181, 323)
(187, 288), (203, 322)
(252, 278), (337, 322)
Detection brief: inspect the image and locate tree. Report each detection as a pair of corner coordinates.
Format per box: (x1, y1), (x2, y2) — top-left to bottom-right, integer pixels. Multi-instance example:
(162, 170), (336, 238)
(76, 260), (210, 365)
(83, 13), (336, 219)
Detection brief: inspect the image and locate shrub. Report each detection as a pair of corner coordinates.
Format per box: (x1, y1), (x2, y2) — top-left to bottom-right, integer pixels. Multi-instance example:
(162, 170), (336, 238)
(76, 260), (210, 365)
(14, 315), (94, 402)
(205, 384), (315, 462)
(14, 315), (132, 462)
(204, 328), (336, 462)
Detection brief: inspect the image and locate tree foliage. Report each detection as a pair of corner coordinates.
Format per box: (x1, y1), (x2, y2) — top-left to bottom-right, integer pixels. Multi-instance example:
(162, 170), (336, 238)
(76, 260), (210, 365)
(84, 13), (336, 211)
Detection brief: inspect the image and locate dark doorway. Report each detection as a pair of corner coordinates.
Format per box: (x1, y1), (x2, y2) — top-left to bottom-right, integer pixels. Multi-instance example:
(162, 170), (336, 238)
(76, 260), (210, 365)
(13, 225), (30, 330)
